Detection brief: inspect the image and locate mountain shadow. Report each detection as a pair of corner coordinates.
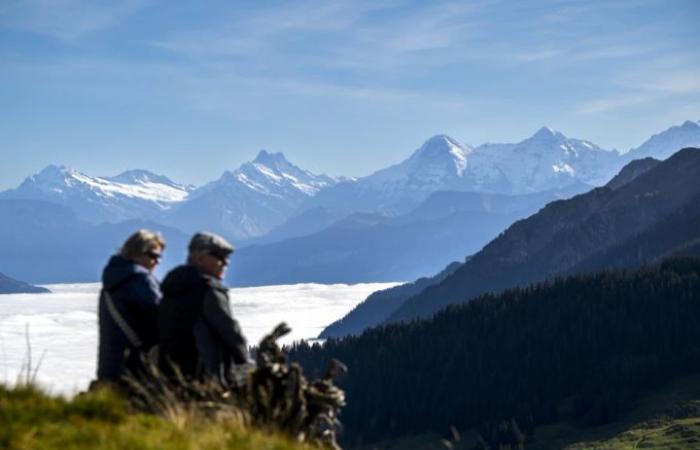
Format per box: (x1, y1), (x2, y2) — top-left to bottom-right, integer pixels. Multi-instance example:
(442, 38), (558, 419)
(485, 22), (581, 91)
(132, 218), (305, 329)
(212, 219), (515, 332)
(386, 147), (700, 323)
(228, 187), (585, 287)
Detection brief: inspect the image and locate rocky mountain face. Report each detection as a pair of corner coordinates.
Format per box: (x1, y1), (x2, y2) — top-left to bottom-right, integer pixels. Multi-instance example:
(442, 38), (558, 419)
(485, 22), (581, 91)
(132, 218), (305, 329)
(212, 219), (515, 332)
(386, 147), (700, 324)
(0, 165), (192, 223)
(166, 150), (339, 240)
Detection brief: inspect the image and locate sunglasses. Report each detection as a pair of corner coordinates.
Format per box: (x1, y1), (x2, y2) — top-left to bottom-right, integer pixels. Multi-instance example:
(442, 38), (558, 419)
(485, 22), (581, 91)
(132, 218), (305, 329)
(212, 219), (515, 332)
(145, 251), (162, 261)
(208, 252), (229, 263)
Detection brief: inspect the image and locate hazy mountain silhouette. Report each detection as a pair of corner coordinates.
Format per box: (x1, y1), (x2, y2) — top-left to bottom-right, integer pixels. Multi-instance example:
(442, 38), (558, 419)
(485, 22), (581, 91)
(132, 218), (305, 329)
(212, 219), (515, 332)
(386, 147), (700, 323)
(0, 199), (188, 283)
(228, 186), (585, 286)
(0, 271), (50, 294)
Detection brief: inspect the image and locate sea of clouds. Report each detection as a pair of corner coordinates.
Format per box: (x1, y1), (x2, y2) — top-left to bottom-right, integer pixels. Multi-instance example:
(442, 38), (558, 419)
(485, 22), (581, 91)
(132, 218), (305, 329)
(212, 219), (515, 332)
(0, 281), (398, 395)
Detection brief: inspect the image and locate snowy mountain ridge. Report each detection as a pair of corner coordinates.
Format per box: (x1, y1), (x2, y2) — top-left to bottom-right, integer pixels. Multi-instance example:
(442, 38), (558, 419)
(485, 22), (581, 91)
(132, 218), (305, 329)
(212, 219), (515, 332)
(2, 119), (699, 240)
(0, 165), (193, 223)
(166, 150), (340, 240)
(18, 165), (191, 203)
(235, 150), (337, 196)
(307, 127), (620, 214)
(469, 125), (620, 193)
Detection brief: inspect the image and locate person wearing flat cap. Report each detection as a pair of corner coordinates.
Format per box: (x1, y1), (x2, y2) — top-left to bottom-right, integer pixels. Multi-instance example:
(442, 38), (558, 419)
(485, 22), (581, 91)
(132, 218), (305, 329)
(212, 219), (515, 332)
(158, 232), (249, 386)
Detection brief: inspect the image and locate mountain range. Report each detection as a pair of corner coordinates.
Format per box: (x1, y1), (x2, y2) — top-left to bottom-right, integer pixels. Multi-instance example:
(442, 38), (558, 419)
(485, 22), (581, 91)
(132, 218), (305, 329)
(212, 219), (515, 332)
(304, 128), (620, 216)
(1, 120), (699, 285)
(4, 121), (700, 235)
(0, 166), (192, 224)
(167, 150), (339, 240)
(321, 145), (700, 338)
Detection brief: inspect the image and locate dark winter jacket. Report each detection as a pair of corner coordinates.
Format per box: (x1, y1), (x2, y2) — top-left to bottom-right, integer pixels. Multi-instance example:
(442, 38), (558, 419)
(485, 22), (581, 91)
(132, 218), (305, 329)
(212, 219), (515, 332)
(158, 265), (248, 384)
(97, 255), (161, 382)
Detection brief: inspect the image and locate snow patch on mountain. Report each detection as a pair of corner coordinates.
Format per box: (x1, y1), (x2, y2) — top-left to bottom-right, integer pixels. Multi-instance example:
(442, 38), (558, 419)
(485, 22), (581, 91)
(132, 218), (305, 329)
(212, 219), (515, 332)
(167, 151), (339, 240)
(0, 165), (192, 223)
(470, 126), (619, 192)
(73, 171), (190, 203)
(15, 165), (191, 204)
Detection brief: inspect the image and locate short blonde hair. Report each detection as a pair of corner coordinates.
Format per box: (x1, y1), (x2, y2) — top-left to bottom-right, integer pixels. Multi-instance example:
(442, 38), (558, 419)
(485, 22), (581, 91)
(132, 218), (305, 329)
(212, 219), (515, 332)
(120, 229), (165, 260)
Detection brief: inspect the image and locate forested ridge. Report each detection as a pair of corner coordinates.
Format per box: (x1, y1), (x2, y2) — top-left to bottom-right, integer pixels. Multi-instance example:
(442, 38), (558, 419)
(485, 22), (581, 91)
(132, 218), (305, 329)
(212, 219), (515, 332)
(291, 257), (700, 447)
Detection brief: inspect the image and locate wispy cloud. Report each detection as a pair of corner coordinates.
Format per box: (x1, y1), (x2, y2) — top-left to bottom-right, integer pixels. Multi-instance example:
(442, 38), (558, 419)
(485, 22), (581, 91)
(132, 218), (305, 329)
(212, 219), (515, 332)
(1, 0), (151, 40)
(576, 62), (700, 114)
(576, 93), (655, 114)
(151, 0), (481, 74)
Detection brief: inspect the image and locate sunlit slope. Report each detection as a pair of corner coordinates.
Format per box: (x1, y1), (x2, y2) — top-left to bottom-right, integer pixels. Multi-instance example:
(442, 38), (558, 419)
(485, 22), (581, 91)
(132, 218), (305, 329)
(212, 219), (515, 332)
(0, 385), (311, 450)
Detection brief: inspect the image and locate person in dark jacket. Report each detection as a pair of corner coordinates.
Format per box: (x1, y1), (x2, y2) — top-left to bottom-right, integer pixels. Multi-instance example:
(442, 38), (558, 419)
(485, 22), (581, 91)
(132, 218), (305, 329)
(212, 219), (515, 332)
(158, 232), (248, 387)
(97, 229), (165, 384)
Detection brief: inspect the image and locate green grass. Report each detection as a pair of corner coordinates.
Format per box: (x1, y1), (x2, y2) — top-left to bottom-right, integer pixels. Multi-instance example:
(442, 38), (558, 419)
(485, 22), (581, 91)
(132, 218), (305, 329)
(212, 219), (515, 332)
(0, 384), (311, 450)
(353, 373), (700, 449)
(562, 417), (700, 450)
(532, 373), (700, 450)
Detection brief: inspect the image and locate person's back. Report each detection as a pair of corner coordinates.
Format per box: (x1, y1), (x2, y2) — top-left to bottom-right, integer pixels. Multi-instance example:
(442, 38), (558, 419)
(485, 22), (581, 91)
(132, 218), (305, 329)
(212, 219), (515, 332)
(97, 230), (164, 384)
(158, 232), (248, 385)
(158, 265), (208, 377)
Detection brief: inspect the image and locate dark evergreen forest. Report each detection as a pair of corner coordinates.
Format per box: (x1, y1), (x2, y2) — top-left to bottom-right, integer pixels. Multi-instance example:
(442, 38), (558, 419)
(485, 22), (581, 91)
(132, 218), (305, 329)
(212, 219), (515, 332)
(290, 258), (700, 447)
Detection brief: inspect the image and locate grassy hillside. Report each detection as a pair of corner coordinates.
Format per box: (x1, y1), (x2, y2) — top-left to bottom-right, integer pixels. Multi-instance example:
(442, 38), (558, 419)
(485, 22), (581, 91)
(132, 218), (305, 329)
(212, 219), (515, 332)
(534, 371), (700, 450)
(0, 384), (316, 450)
(357, 372), (700, 449)
(292, 258), (700, 446)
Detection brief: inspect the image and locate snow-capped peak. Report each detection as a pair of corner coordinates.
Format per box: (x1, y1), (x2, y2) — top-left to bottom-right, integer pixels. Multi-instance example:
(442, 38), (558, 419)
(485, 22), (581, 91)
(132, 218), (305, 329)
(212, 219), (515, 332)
(25, 164), (83, 189)
(528, 126), (565, 142)
(16, 165), (191, 204)
(411, 134), (472, 176)
(253, 150), (291, 168)
(198, 151), (337, 199)
(415, 135), (471, 157)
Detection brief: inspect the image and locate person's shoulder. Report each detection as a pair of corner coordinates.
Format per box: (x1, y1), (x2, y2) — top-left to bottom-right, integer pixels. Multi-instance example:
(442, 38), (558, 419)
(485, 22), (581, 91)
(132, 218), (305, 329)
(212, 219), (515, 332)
(202, 274), (228, 293)
(162, 265), (195, 286)
(131, 265), (155, 282)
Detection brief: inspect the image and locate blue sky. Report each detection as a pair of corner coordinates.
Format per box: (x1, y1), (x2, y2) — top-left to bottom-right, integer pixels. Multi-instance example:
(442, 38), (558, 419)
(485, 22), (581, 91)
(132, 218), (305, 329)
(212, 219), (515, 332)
(1, 0), (699, 189)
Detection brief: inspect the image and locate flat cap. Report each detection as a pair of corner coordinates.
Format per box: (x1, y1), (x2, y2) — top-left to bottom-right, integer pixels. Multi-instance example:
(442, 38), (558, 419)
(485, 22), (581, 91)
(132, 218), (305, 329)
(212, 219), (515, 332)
(188, 232), (234, 257)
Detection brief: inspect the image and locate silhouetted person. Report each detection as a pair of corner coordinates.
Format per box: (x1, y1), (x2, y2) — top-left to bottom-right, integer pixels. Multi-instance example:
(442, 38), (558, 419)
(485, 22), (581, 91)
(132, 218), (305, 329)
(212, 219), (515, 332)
(158, 232), (248, 387)
(97, 229), (164, 384)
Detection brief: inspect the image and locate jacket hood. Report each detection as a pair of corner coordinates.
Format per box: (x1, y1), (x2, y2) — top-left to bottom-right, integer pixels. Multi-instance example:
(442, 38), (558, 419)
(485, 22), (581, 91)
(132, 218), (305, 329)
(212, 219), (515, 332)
(102, 255), (149, 291)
